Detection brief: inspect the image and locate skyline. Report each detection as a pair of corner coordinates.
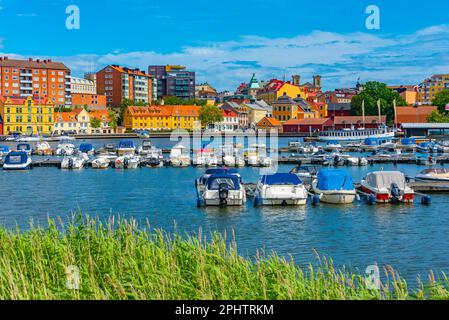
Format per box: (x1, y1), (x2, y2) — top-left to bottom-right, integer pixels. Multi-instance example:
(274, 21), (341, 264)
(0, 0), (449, 91)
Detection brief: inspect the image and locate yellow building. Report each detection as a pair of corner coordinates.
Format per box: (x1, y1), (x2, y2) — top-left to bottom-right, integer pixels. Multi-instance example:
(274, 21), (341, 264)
(0, 96), (54, 135)
(123, 105), (200, 131)
(257, 80), (307, 104)
(272, 93), (316, 123)
(418, 74), (449, 104)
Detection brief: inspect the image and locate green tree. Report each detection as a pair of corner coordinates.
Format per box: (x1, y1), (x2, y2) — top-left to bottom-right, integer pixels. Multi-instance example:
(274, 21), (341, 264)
(427, 110), (449, 123)
(351, 81), (407, 122)
(108, 110), (118, 129)
(90, 117), (101, 129)
(432, 90), (449, 113)
(161, 96), (207, 106)
(199, 105), (223, 127)
(118, 99), (147, 125)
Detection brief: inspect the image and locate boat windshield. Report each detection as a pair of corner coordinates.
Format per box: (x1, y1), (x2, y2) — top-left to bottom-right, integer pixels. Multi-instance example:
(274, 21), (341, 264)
(207, 176), (239, 190)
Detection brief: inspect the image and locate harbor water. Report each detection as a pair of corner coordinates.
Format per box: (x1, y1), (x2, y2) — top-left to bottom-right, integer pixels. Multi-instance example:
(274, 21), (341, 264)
(0, 137), (448, 286)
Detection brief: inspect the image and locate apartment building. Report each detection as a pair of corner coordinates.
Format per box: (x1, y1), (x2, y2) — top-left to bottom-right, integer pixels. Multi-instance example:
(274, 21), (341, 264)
(96, 65), (153, 107)
(148, 65), (195, 100)
(418, 74), (449, 105)
(0, 57), (71, 108)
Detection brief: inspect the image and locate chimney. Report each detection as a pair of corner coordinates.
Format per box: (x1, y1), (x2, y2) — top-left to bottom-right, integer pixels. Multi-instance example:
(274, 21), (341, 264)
(28, 58), (33, 61)
(48, 59), (52, 62)
(36, 59), (40, 63)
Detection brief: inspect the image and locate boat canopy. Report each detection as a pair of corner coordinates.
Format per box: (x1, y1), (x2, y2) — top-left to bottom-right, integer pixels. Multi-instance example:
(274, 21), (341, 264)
(205, 168), (238, 175)
(4, 151), (29, 164)
(317, 170), (354, 191)
(261, 173), (302, 185)
(401, 138), (416, 145)
(118, 140), (135, 149)
(0, 146), (10, 153)
(17, 143), (31, 151)
(206, 174), (240, 190)
(327, 140), (340, 145)
(79, 143), (94, 152)
(420, 168), (449, 175)
(365, 171), (406, 189)
(290, 166), (318, 174)
(364, 137), (380, 146)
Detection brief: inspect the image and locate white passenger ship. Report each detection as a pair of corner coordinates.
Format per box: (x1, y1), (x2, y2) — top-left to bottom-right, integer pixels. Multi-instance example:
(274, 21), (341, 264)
(318, 126), (395, 142)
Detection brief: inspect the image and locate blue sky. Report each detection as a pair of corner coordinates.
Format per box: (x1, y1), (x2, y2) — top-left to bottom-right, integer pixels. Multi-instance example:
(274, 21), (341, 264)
(1, 0), (449, 91)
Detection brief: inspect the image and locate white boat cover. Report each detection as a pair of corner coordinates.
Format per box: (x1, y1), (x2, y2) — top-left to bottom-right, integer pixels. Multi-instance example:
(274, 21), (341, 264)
(365, 171), (406, 189)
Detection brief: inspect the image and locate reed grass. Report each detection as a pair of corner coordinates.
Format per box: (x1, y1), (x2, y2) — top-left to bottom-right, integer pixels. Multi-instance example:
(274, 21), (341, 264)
(0, 215), (448, 300)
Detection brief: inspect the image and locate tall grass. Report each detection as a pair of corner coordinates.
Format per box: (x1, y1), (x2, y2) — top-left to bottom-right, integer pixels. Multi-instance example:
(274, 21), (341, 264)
(0, 215), (448, 300)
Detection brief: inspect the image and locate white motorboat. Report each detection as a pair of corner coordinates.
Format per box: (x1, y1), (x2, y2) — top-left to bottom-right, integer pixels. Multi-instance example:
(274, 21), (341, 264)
(254, 173), (308, 206)
(2, 151), (32, 170)
(323, 141), (342, 151)
(360, 171), (414, 203)
(415, 168), (449, 181)
(223, 155), (236, 167)
(311, 169), (356, 204)
(55, 143), (76, 156)
(235, 156), (246, 167)
(115, 155), (140, 169)
(137, 140), (154, 155)
(117, 140), (136, 156)
(258, 155), (272, 167)
(16, 135), (41, 142)
(61, 153), (88, 170)
(205, 154), (218, 167)
(91, 156), (111, 169)
(288, 140), (302, 152)
(197, 173), (246, 207)
(36, 141), (53, 155)
(143, 147), (164, 167)
(170, 144), (190, 167)
(290, 165), (319, 185)
(0, 146), (11, 157)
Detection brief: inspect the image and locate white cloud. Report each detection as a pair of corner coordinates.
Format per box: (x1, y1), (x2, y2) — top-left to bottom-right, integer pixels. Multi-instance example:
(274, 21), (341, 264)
(1, 26), (449, 91)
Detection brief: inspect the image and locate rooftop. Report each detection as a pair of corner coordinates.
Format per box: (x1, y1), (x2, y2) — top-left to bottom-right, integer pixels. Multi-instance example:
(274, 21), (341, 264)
(0, 57), (69, 70)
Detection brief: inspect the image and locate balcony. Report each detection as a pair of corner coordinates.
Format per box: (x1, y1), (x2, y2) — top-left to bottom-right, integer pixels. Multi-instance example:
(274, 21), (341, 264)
(20, 87), (33, 91)
(20, 72), (32, 77)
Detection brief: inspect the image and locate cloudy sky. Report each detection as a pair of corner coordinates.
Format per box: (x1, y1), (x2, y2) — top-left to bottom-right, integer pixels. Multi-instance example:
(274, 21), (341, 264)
(1, 0), (449, 91)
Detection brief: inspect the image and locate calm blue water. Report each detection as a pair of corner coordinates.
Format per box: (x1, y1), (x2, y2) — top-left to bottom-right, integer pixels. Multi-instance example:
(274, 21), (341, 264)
(1, 137), (448, 286)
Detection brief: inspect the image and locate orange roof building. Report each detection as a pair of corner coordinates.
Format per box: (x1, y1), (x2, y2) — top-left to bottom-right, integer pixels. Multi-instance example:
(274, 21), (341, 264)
(256, 117), (282, 131)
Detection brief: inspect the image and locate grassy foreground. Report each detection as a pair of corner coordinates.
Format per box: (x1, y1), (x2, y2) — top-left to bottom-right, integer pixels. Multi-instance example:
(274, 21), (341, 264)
(0, 216), (448, 300)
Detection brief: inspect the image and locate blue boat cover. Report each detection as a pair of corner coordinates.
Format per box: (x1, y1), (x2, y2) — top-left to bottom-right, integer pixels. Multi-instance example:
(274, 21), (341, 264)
(364, 137), (379, 146)
(261, 173), (302, 185)
(401, 138), (416, 145)
(327, 140), (339, 145)
(118, 140), (135, 148)
(419, 142), (430, 148)
(205, 168), (238, 175)
(317, 170), (354, 191)
(206, 174), (240, 190)
(17, 143), (31, 150)
(5, 151), (28, 165)
(0, 146), (10, 152)
(79, 143), (94, 152)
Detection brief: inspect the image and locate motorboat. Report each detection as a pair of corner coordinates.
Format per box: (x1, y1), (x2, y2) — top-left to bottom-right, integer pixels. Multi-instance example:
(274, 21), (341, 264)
(360, 171), (414, 203)
(36, 141), (53, 155)
(197, 174), (246, 207)
(415, 168), (449, 182)
(2, 151), (32, 170)
(91, 156), (111, 169)
(400, 138), (418, 150)
(117, 140), (136, 156)
(323, 141), (342, 152)
(79, 143), (95, 155)
(142, 147), (164, 167)
(417, 142), (437, 153)
(193, 149), (210, 167)
(137, 140), (154, 155)
(223, 154), (237, 167)
(0, 146), (11, 156)
(288, 140), (302, 152)
(55, 142), (76, 156)
(170, 144), (190, 167)
(61, 153), (89, 169)
(205, 154), (219, 167)
(380, 141), (398, 150)
(437, 141), (449, 154)
(16, 135), (41, 142)
(311, 169), (357, 204)
(235, 156), (246, 167)
(115, 155), (140, 169)
(258, 155), (273, 167)
(323, 150), (346, 166)
(254, 173), (308, 206)
(16, 143), (32, 155)
(195, 168), (241, 188)
(290, 165), (319, 184)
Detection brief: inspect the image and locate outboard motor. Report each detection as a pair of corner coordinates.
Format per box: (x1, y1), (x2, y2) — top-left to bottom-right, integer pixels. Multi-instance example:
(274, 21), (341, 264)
(150, 158), (160, 167)
(390, 183), (403, 203)
(124, 158), (129, 169)
(68, 158), (74, 169)
(333, 155), (341, 166)
(218, 183), (229, 207)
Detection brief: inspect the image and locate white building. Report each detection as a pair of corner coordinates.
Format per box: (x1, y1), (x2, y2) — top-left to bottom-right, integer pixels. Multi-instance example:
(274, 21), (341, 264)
(71, 76), (96, 94)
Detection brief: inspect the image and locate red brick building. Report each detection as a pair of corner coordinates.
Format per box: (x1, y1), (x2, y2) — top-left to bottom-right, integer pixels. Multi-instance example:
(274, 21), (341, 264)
(72, 93), (107, 110)
(283, 118), (333, 133)
(97, 65), (153, 108)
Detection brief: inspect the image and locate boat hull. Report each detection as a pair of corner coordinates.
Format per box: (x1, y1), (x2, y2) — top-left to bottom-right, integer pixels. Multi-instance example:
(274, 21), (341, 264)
(312, 182), (356, 204)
